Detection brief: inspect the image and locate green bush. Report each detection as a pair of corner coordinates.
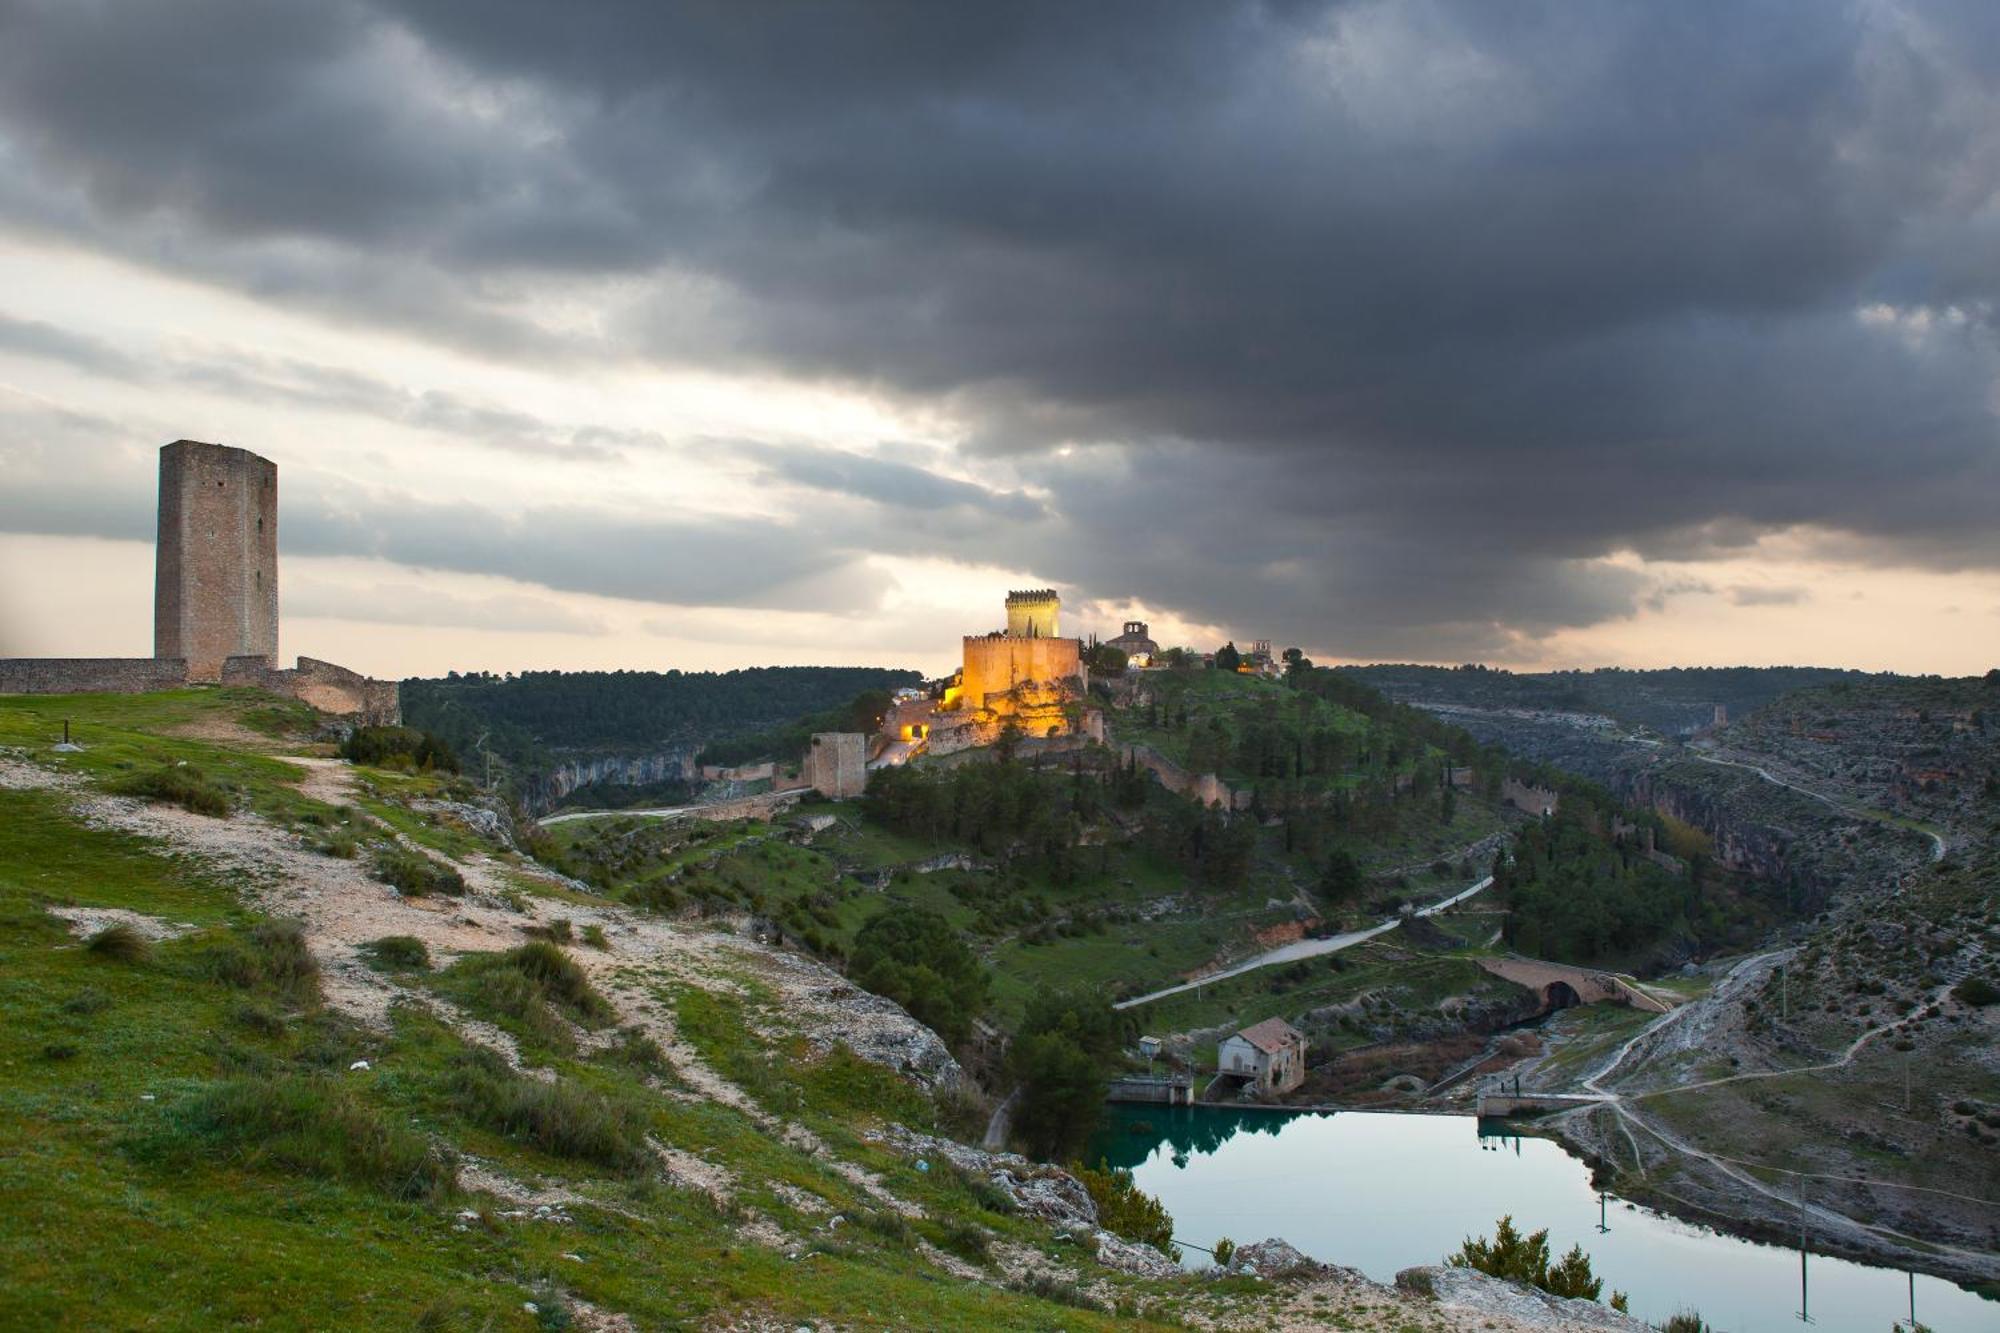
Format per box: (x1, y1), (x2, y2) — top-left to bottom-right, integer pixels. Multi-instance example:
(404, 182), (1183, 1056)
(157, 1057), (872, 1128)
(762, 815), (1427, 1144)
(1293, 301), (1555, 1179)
(108, 763), (231, 816)
(1449, 1215), (1602, 1301)
(86, 922), (151, 963)
(373, 846), (467, 898)
(339, 725), (460, 773)
(848, 907), (987, 1046)
(1659, 1310), (1706, 1333)
(137, 1073), (452, 1200)
(441, 1047), (647, 1171)
(1953, 975), (1999, 1007)
(1072, 1160), (1178, 1259)
(364, 935), (431, 971)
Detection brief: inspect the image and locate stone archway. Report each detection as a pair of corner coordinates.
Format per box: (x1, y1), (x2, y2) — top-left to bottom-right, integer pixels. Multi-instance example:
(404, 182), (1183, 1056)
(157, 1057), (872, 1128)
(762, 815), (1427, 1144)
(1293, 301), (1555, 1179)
(1543, 980), (1582, 1011)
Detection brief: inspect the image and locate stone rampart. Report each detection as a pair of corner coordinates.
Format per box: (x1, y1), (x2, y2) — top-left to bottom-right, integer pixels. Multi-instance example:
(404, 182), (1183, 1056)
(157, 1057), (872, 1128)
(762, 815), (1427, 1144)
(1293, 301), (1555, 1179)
(0, 657), (191, 696)
(221, 655), (400, 724)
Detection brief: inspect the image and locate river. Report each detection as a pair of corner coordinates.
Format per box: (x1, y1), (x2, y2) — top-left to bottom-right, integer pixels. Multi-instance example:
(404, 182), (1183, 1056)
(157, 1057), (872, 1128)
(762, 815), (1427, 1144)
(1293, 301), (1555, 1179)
(1091, 1105), (1996, 1332)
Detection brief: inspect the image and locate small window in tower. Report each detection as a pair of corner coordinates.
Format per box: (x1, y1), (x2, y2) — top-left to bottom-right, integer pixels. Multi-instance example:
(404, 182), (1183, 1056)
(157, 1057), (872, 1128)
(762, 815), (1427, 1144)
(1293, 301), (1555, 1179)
(257, 517), (263, 532)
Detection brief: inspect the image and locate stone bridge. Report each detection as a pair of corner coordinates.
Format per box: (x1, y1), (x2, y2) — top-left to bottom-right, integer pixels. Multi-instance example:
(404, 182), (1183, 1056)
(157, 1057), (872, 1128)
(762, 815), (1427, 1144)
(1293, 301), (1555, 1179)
(1477, 956), (1671, 1013)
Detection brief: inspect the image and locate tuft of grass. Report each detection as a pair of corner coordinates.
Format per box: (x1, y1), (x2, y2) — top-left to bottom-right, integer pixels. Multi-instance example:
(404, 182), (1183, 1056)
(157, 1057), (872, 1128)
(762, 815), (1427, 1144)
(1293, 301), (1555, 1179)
(502, 942), (612, 1023)
(373, 846), (467, 898)
(581, 924), (608, 950)
(1009, 1272), (1105, 1312)
(62, 986), (112, 1015)
(441, 1047), (649, 1172)
(231, 1002), (288, 1037)
(131, 1073), (453, 1201)
(107, 763), (232, 817)
(86, 922), (152, 963)
(365, 935), (432, 971)
(191, 920), (321, 1006)
(602, 1026), (668, 1074)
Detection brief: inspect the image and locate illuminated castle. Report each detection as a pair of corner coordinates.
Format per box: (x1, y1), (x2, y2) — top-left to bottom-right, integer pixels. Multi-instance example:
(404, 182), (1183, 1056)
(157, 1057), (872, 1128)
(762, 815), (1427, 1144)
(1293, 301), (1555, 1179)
(883, 589), (1101, 754)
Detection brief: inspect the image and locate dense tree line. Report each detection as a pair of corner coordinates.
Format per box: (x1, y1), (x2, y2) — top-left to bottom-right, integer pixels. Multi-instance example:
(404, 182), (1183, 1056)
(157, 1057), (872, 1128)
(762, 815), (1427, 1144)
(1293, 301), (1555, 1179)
(1489, 782), (1739, 966)
(402, 666), (918, 782)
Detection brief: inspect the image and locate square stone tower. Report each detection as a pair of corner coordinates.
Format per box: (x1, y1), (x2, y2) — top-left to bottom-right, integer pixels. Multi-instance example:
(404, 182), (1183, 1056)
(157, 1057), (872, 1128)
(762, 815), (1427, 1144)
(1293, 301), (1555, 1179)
(1004, 588), (1061, 638)
(154, 439), (279, 681)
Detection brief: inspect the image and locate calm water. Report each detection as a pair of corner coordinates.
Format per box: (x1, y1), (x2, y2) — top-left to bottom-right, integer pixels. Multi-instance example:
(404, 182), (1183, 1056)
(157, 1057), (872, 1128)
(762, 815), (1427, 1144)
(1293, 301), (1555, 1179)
(1092, 1105), (1997, 1332)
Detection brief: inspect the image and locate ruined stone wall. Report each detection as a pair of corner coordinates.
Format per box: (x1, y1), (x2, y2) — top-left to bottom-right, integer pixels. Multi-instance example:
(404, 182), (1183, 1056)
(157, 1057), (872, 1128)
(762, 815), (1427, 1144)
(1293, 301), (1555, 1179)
(155, 440), (278, 681)
(804, 732), (867, 800)
(220, 655), (400, 724)
(1501, 777), (1560, 817)
(0, 657), (190, 695)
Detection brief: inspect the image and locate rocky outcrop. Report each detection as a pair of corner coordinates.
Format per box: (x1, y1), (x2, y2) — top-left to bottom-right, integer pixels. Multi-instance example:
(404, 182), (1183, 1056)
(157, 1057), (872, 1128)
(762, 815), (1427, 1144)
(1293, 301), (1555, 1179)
(867, 1124), (1183, 1278)
(530, 750), (697, 811)
(1395, 1266), (1650, 1331)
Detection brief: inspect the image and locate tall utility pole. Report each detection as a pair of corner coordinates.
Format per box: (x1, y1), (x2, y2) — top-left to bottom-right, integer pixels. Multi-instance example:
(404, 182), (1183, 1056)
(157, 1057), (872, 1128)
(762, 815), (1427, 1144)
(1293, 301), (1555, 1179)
(1797, 1179), (1813, 1324)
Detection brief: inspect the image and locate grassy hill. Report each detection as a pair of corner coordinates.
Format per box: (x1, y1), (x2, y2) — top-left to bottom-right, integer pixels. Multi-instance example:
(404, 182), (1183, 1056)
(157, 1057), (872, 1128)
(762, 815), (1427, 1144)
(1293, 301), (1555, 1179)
(2, 686), (1503, 1331)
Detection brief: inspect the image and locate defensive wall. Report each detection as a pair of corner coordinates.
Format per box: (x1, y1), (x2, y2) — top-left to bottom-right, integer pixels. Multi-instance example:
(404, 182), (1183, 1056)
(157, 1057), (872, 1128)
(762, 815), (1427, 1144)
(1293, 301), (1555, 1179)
(803, 732), (867, 800)
(958, 634), (1083, 714)
(0, 657), (192, 696)
(0, 654), (399, 724)
(1116, 741), (1251, 811)
(220, 655), (400, 724)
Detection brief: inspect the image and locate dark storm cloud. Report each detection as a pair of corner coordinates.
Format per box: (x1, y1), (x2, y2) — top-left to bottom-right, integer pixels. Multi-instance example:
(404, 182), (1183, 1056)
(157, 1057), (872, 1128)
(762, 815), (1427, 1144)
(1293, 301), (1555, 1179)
(2, 0), (1998, 655)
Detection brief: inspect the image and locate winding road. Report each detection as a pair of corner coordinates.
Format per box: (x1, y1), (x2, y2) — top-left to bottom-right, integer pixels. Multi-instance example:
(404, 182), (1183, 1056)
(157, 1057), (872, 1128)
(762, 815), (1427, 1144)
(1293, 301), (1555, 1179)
(1684, 748), (1947, 863)
(1112, 873), (1495, 1011)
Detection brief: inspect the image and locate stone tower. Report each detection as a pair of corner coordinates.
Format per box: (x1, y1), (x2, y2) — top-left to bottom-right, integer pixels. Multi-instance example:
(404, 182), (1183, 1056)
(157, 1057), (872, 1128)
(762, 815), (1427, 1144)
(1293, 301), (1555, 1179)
(154, 439), (278, 681)
(1004, 588), (1061, 639)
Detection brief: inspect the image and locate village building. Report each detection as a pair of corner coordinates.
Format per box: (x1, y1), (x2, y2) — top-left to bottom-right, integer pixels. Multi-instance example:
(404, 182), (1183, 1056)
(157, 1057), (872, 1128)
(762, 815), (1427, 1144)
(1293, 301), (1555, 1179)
(1105, 620), (1160, 666)
(1217, 1016), (1308, 1095)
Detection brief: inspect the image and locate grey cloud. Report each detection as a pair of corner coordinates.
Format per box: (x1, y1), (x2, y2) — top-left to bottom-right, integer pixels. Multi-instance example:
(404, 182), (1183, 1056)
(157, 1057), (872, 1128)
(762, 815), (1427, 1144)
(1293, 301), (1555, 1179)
(0, 311), (143, 378)
(1727, 585), (1810, 607)
(3, 1), (1999, 655)
(737, 441), (1046, 521)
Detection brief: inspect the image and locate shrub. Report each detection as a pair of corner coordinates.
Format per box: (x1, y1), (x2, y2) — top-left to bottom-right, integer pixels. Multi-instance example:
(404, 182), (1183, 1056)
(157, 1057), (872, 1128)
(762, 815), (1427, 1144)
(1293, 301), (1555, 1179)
(364, 935), (431, 971)
(194, 920), (321, 1006)
(1953, 975), (1999, 1007)
(339, 725), (460, 773)
(138, 1073), (452, 1200)
(1071, 1160), (1178, 1259)
(441, 1047), (647, 1171)
(86, 922), (151, 963)
(373, 846), (466, 898)
(848, 907), (988, 1046)
(1659, 1312), (1707, 1333)
(1211, 1236), (1236, 1268)
(108, 763), (231, 816)
(1449, 1215), (1602, 1301)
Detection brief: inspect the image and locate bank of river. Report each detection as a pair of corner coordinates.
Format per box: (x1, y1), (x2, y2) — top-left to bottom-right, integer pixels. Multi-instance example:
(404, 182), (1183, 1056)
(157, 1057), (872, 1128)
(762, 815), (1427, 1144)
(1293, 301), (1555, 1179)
(1092, 1104), (1994, 1332)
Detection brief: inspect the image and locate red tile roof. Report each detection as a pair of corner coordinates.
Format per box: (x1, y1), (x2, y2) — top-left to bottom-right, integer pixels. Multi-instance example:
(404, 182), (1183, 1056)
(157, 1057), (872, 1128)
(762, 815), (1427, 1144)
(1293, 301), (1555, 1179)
(1236, 1017), (1303, 1055)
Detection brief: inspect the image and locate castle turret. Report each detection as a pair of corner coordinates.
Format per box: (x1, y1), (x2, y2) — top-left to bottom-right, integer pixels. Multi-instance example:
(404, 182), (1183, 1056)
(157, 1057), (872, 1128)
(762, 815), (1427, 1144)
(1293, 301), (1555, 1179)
(1005, 588), (1061, 639)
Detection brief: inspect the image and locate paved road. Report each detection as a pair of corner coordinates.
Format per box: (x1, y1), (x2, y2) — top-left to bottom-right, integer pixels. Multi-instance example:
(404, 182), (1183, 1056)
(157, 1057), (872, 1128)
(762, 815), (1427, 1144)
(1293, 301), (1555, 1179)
(538, 804), (698, 827)
(1112, 874), (1495, 1011)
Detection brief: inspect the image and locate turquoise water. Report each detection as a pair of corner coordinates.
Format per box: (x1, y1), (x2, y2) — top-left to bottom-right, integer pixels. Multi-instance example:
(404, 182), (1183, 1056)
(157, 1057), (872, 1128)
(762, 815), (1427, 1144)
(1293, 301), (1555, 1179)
(1092, 1105), (1997, 1332)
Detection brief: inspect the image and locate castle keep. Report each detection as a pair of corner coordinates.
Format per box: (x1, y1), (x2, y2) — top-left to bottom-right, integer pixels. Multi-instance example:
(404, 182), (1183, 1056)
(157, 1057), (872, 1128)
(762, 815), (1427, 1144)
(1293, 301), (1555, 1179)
(155, 440), (280, 681)
(0, 440), (397, 722)
(881, 589), (1101, 756)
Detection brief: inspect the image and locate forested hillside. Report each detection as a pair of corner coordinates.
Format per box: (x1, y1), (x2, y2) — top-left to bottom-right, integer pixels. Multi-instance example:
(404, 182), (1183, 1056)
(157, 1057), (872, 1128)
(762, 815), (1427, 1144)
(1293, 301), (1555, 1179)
(401, 666), (920, 797)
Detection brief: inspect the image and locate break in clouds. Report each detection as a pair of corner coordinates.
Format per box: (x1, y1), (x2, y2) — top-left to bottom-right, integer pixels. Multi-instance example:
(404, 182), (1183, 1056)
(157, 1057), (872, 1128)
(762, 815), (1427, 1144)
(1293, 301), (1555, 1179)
(2, 0), (1999, 658)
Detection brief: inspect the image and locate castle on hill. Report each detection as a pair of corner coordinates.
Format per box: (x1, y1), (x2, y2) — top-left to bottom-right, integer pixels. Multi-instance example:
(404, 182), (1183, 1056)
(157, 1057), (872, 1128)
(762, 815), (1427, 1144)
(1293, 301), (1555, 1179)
(883, 588), (1103, 757)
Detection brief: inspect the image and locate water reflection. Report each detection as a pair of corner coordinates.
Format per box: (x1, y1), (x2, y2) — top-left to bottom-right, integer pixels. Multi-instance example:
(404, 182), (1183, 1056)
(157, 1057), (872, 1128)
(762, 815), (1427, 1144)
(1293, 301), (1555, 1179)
(1091, 1104), (1995, 1333)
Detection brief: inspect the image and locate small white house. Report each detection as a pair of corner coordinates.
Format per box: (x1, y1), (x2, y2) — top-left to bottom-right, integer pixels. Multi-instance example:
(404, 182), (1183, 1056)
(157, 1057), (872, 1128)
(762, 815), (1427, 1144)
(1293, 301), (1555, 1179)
(1217, 1017), (1307, 1095)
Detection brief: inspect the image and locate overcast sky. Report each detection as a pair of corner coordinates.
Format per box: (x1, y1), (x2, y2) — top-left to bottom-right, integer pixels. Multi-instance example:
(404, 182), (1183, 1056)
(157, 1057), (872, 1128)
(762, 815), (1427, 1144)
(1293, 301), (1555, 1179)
(1, 0), (1997, 679)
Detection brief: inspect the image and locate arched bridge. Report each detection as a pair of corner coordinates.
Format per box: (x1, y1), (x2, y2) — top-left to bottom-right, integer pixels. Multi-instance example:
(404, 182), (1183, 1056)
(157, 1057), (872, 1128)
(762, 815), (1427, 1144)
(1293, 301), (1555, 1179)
(1477, 956), (1671, 1014)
